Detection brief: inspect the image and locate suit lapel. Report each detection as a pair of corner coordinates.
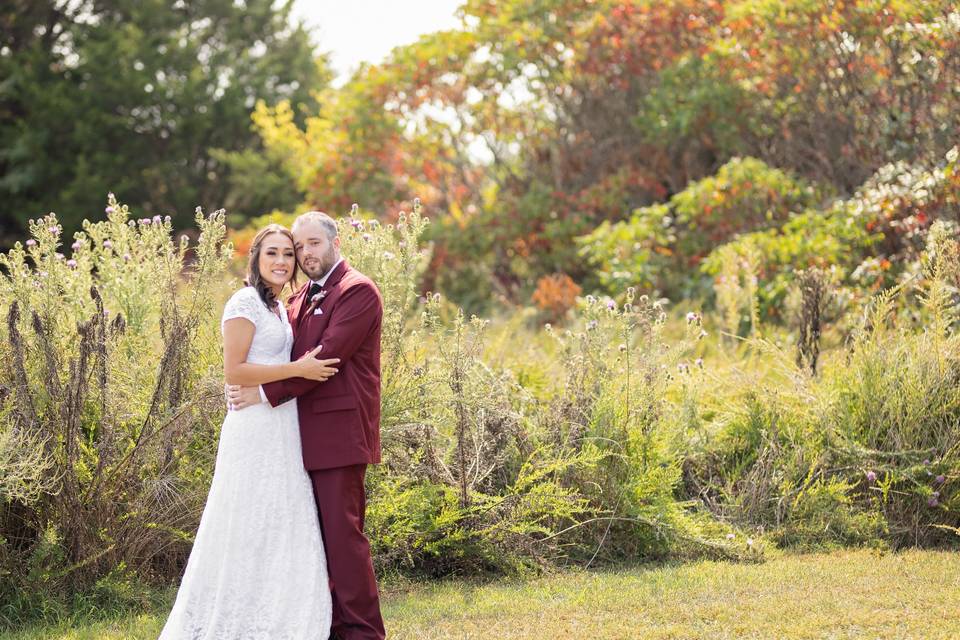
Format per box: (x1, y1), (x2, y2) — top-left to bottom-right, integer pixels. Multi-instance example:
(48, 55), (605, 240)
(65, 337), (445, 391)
(289, 283), (309, 331)
(295, 260), (350, 333)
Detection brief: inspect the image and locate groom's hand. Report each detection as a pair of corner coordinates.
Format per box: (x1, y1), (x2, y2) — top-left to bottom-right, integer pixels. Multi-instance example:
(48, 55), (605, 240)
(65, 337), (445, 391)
(226, 384), (262, 410)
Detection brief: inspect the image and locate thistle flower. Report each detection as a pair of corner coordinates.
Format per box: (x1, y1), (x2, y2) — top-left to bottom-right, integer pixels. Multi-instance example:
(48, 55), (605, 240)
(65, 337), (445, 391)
(695, 357), (704, 368)
(105, 206), (115, 214)
(123, 253), (131, 261)
(103, 240), (113, 249)
(164, 215), (172, 223)
(618, 343), (627, 352)
(142, 218), (152, 225)
(866, 470), (877, 483)
(362, 233), (371, 241)
(587, 320), (598, 331)
(935, 475), (946, 485)
(698, 329), (708, 339)
(152, 215), (162, 224)
(686, 311), (697, 324)
(928, 496), (939, 507)
(350, 219), (363, 230)
(66, 259), (77, 268)
(72, 241), (82, 250)
(25, 239), (36, 247)
(48, 226), (59, 234)
(606, 299), (616, 310)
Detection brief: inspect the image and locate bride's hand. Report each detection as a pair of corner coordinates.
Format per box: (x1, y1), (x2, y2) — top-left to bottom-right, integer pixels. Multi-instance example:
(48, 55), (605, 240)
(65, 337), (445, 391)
(294, 345), (340, 381)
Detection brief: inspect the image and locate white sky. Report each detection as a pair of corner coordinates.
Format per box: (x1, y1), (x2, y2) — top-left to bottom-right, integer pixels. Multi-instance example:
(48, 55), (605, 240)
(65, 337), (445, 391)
(292, 0), (465, 84)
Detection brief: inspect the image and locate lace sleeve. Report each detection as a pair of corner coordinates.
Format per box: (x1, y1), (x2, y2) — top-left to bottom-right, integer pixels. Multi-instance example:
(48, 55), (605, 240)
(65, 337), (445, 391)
(221, 287), (263, 332)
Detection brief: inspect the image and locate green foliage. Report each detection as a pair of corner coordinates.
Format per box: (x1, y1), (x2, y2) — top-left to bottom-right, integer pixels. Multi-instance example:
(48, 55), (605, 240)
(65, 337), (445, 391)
(0, 0), (330, 244)
(0, 196), (231, 628)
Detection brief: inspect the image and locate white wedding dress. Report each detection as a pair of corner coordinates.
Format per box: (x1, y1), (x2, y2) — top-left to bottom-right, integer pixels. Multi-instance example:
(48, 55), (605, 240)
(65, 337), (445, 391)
(159, 286), (332, 640)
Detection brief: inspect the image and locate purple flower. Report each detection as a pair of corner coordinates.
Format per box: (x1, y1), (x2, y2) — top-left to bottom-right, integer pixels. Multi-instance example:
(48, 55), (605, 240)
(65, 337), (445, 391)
(142, 218), (152, 225)
(55, 253), (64, 260)
(686, 311), (697, 324)
(105, 206), (115, 214)
(923, 459), (931, 465)
(48, 226), (59, 234)
(25, 239), (36, 247)
(72, 241), (82, 250)
(350, 219), (363, 230)
(66, 259), (77, 268)
(164, 215), (171, 224)
(362, 233), (371, 241)
(866, 470), (877, 483)
(123, 253), (131, 261)
(586, 320), (598, 331)
(935, 475), (946, 485)
(695, 357), (704, 368)
(928, 496), (939, 507)
(607, 300), (616, 310)
(152, 215), (162, 224)
(103, 240), (113, 249)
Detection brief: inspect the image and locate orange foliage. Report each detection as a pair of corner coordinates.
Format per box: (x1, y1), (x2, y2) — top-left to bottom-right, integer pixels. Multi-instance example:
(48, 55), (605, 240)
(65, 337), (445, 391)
(532, 273), (582, 322)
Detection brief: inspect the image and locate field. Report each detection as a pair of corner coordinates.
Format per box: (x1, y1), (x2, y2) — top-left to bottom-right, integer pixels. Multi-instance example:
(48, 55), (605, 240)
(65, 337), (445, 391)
(5, 549), (959, 640)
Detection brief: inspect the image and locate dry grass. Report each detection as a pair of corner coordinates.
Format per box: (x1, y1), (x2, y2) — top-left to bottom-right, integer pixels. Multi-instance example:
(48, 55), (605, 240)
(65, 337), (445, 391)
(4, 549), (959, 639)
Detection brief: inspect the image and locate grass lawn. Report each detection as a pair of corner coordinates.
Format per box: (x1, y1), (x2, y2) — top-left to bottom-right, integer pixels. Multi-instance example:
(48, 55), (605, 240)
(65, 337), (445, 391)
(4, 549), (959, 639)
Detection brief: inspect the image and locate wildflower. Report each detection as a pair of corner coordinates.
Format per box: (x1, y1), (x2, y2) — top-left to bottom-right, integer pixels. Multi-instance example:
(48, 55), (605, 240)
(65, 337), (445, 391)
(618, 343), (627, 352)
(48, 226), (59, 234)
(726, 533), (735, 540)
(923, 459), (931, 465)
(151, 215), (161, 224)
(935, 475), (946, 485)
(55, 253), (64, 260)
(123, 253), (131, 261)
(103, 240), (113, 249)
(128, 220), (136, 227)
(382, 251), (395, 260)
(164, 215), (171, 223)
(105, 206), (114, 214)
(586, 295), (596, 304)
(26, 239), (36, 247)
(72, 241), (82, 250)
(350, 219), (363, 230)
(698, 329), (708, 339)
(432, 292), (441, 302)
(587, 320), (598, 331)
(607, 299), (616, 310)
(67, 259), (77, 268)
(362, 233), (371, 241)
(686, 311), (697, 324)
(866, 470), (877, 483)
(928, 496), (939, 507)
(695, 357), (704, 368)
(143, 218), (152, 225)
(108, 192), (115, 200)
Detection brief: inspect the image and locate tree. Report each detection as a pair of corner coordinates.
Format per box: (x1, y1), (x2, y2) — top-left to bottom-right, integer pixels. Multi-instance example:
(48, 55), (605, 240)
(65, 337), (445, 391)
(0, 0), (331, 245)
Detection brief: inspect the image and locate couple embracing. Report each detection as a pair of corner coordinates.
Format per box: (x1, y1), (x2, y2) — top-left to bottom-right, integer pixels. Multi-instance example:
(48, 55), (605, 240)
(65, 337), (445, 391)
(159, 211), (386, 640)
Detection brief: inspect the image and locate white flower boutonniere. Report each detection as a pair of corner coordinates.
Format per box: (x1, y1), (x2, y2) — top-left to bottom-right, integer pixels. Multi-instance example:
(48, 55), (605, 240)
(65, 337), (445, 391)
(311, 290), (328, 304)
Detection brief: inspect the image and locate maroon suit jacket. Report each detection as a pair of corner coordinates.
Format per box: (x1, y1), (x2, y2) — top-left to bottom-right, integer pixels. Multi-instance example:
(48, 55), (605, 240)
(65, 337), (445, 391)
(263, 260), (383, 471)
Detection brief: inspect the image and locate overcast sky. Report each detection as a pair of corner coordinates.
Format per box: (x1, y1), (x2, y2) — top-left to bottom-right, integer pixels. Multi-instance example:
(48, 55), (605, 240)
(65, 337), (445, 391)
(292, 0), (465, 83)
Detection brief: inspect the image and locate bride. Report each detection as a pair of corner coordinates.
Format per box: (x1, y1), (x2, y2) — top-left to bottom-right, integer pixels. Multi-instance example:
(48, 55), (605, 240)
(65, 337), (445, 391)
(159, 223), (337, 639)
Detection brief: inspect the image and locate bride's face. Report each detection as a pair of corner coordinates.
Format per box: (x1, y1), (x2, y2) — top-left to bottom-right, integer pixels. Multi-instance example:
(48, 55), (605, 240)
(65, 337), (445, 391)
(258, 233), (296, 290)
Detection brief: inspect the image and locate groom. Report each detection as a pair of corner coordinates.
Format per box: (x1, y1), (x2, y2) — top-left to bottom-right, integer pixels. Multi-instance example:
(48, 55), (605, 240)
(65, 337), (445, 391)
(227, 211), (386, 640)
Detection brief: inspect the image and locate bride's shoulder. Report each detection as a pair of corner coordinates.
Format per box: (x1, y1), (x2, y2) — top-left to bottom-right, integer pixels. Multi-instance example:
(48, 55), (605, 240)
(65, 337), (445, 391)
(222, 286), (264, 324)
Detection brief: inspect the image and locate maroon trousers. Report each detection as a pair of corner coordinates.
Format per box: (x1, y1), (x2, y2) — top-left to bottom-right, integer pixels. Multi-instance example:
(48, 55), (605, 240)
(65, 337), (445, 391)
(309, 464), (386, 640)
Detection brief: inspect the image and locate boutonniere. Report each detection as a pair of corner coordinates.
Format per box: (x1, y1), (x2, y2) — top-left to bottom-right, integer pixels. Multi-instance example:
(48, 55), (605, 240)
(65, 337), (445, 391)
(311, 290), (328, 304)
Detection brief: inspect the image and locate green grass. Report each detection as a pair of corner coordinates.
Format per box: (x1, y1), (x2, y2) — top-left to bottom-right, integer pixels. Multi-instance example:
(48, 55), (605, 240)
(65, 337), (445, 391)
(5, 549), (959, 639)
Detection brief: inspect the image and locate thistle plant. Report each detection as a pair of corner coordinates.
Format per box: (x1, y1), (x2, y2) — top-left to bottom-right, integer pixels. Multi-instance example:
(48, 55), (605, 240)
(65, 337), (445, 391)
(0, 195), (231, 620)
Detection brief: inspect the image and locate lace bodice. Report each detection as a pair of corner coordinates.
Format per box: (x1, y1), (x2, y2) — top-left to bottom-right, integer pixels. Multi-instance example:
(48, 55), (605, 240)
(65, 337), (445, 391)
(221, 287), (293, 366)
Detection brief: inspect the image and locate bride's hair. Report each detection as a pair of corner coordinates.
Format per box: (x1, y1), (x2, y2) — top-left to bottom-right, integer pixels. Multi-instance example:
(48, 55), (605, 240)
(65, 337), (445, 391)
(245, 223), (298, 311)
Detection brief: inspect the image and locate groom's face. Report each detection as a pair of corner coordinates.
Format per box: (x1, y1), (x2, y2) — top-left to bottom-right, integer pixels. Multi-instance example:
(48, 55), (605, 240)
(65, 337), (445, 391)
(294, 219), (340, 281)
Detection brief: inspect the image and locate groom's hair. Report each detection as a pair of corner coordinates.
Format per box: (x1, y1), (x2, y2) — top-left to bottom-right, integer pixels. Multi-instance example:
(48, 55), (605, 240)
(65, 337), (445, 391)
(293, 211), (338, 241)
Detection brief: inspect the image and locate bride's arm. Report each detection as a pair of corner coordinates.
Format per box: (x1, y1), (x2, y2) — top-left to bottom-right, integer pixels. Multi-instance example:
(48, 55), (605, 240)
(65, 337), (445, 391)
(222, 317), (339, 385)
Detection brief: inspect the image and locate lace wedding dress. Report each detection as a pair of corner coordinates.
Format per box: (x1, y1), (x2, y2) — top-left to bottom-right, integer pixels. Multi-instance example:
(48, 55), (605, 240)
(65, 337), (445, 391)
(159, 286), (332, 640)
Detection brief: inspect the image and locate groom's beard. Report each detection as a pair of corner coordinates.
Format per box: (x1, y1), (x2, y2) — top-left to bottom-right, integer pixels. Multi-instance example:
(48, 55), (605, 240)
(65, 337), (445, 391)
(300, 247), (337, 281)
